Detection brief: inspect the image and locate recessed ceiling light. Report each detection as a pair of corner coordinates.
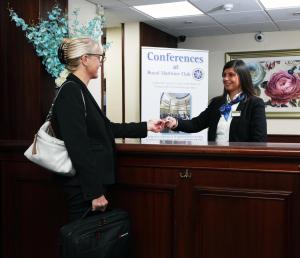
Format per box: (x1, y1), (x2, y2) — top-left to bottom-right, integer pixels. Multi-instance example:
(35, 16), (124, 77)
(260, 0), (300, 9)
(133, 1), (203, 19)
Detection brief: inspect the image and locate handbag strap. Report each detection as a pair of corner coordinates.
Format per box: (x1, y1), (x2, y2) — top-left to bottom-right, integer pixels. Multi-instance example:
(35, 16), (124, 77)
(46, 81), (87, 121)
(80, 90), (87, 117)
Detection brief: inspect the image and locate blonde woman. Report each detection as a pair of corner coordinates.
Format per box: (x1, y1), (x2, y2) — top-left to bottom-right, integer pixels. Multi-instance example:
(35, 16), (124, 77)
(53, 38), (163, 221)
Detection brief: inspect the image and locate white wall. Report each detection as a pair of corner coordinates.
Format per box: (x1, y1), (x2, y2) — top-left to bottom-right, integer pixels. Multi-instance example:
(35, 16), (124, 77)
(105, 23), (141, 123)
(105, 26), (123, 122)
(68, 0), (102, 107)
(124, 23), (140, 123)
(179, 31), (300, 135)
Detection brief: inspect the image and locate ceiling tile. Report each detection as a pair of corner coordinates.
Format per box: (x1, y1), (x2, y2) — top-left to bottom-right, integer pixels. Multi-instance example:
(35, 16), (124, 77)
(158, 15), (219, 29)
(226, 22), (279, 33)
(267, 7), (300, 21)
(120, 0), (179, 6)
(104, 7), (151, 27)
(175, 26), (231, 37)
(98, 0), (128, 8)
(190, 0), (263, 13)
(276, 19), (300, 30)
(211, 10), (271, 25)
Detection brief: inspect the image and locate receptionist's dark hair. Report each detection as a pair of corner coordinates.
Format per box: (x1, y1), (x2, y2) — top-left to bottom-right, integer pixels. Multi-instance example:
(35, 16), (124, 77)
(222, 59), (255, 97)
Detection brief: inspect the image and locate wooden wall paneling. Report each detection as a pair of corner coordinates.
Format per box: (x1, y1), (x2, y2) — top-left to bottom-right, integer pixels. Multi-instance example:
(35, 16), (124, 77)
(1, 0), (40, 139)
(121, 23), (125, 123)
(1, 161), (67, 258)
(192, 187), (292, 258)
(267, 134), (300, 143)
(175, 173), (194, 258)
(0, 0), (10, 138)
(189, 168), (299, 191)
(0, 0), (66, 140)
(111, 184), (176, 258)
(290, 170), (300, 257)
(116, 165), (182, 185)
(140, 22), (177, 48)
(0, 161), (5, 258)
(2, 142), (300, 258)
(111, 166), (182, 258)
(115, 143), (300, 258)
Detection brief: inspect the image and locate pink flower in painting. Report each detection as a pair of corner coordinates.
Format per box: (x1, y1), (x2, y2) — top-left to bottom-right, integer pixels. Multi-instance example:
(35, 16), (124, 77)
(265, 70), (300, 105)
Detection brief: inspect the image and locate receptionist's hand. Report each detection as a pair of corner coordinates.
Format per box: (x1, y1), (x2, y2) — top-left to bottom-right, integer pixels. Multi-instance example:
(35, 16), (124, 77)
(164, 116), (178, 129)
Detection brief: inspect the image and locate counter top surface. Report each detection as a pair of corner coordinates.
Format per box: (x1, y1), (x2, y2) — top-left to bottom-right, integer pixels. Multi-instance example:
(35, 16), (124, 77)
(1, 139), (300, 158)
(115, 139), (300, 158)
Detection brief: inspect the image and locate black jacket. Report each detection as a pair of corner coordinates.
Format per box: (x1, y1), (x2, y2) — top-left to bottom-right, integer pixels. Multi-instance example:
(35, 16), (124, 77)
(53, 74), (147, 200)
(175, 95), (267, 142)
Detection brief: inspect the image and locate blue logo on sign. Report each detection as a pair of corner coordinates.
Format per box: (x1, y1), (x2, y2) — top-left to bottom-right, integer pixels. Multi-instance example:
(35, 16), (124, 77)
(193, 68), (204, 81)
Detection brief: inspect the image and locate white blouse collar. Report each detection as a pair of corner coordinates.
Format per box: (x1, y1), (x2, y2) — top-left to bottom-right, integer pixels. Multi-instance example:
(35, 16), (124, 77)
(226, 91), (243, 103)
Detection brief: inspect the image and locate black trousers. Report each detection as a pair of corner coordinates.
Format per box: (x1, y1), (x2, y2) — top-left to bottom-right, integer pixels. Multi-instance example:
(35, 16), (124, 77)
(63, 185), (91, 221)
(63, 185), (108, 221)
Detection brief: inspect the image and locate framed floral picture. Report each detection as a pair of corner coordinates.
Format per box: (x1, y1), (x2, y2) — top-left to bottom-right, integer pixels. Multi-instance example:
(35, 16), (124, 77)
(225, 49), (300, 118)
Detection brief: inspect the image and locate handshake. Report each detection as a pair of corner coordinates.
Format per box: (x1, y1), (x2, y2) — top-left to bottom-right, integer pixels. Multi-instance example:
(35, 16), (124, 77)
(147, 116), (178, 133)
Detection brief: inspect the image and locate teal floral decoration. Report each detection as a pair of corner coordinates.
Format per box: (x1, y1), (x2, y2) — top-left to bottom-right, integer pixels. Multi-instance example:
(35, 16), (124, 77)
(9, 5), (68, 78)
(9, 5), (107, 82)
(69, 8), (110, 51)
(70, 9), (102, 41)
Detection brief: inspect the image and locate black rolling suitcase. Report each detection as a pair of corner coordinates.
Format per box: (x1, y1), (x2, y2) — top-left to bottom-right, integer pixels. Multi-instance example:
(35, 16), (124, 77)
(59, 208), (131, 258)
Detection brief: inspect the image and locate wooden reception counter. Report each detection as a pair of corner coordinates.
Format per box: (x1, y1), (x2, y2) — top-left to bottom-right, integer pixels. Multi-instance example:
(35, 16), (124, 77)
(1, 140), (300, 258)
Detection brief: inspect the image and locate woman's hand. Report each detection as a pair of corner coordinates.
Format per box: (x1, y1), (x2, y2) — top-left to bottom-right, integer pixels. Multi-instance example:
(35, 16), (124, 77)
(92, 195), (108, 212)
(147, 119), (165, 132)
(164, 116), (178, 129)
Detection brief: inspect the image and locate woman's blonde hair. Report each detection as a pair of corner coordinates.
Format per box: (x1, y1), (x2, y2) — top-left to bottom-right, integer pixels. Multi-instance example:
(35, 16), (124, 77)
(58, 38), (103, 72)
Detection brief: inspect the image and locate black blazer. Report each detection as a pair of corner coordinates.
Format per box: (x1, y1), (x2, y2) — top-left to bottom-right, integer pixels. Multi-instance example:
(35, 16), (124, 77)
(52, 74), (147, 200)
(175, 95), (267, 142)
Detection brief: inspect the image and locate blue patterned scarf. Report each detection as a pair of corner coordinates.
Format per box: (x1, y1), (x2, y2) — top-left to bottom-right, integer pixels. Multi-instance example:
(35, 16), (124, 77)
(219, 93), (245, 121)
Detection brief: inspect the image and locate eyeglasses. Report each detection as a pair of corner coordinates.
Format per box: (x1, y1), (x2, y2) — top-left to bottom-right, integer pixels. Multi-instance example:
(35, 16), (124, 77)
(86, 54), (106, 63)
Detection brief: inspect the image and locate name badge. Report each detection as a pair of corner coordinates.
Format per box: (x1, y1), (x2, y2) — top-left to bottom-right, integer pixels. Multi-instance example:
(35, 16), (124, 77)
(232, 111), (241, 117)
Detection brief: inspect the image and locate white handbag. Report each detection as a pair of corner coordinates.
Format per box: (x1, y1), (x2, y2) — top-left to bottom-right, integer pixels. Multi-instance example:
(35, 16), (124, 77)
(24, 83), (86, 176)
(24, 120), (76, 176)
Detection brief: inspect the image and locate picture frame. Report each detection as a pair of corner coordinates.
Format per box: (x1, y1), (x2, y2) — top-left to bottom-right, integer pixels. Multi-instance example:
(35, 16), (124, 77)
(225, 49), (300, 118)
